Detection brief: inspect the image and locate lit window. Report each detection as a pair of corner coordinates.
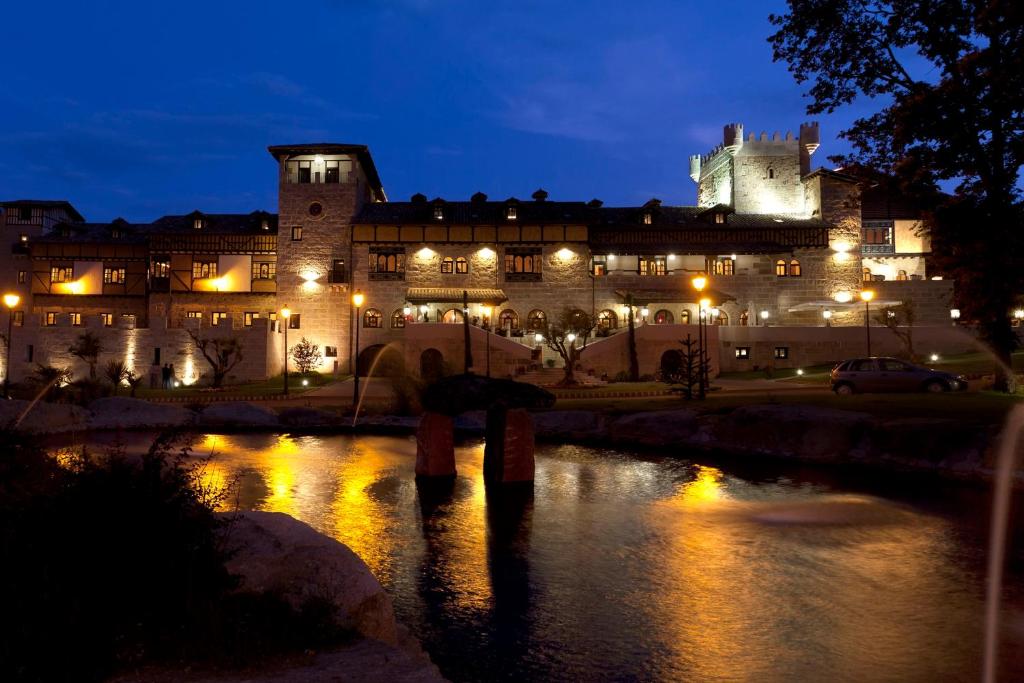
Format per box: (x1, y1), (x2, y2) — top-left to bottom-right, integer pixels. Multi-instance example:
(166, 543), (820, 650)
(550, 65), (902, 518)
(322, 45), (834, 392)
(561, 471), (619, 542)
(369, 249), (406, 280)
(592, 255), (607, 276)
(292, 226), (302, 241)
(714, 213), (725, 224)
(896, 269), (908, 281)
(441, 256), (454, 274)
(789, 259), (802, 277)
(391, 309), (406, 328)
(506, 205), (517, 220)
(51, 265), (74, 283)
(101, 313), (113, 327)
(740, 311), (749, 326)
(17, 271), (26, 284)
(363, 308), (383, 328)
(212, 312), (228, 326)
(680, 310), (691, 324)
(192, 261), (217, 279)
(643, 213), (652, 225)
(103, 267), (126, 284)
(194, 217), (204, 230)
(19, 234), (28, 243)
(653, 309), (674, 324)
(70, 312), (82, 327)
(12, 311), (24, 327)
(243, 312), (258, 327)
(712, 258), (735, 276)
(735, 346), (750, 359)
(863, 267), (872, 281)
(433, 206), (444, 221)
(45, 312), (57, 326)
(775, 259), (787, 277)
(152, 259), (170, 278)
(288, 314), (301, 329)
(498, 309), (519, 331)
(186, 311), (202, 319)
(639, 256), (667, 276)
(774, 346), (789, 359)
(504, 248), (542, 281)
(252, 262), (276, 280)
(597, 309), (618, 329)
(526, 309), (547, 331)
(455, 256), (468, 274)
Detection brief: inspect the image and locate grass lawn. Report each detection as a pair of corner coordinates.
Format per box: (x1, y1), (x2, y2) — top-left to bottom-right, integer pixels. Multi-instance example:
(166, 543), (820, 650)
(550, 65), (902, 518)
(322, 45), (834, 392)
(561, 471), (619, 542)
(551, 381), (668, 396)
(555, 389), (1024, 426)
(133, 373), (347, 399)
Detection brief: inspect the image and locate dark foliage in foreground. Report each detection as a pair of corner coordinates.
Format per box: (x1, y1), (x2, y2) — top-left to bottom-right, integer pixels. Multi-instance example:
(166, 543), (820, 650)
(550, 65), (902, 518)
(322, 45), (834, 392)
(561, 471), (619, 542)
(0, 432), (346, 683)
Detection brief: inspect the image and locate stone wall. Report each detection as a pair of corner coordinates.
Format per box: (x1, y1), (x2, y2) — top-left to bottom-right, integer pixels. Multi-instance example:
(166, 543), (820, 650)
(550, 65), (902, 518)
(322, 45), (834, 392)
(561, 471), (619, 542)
(579, 323), (722, 379)
(402, 322), (533, 379)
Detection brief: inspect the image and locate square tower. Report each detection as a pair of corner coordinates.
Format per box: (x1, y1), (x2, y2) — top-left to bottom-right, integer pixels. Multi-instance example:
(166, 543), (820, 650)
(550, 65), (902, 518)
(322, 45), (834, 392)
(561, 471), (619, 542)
(268, 144), (386, 374)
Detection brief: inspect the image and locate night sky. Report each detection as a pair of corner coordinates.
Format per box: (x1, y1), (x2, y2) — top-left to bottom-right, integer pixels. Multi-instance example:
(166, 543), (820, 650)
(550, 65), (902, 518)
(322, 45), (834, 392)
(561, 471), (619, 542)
(1, 1), (876, 222)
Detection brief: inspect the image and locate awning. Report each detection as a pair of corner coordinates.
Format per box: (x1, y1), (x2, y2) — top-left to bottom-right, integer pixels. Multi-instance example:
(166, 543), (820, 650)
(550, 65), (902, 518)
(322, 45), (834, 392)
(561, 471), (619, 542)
(406, 288), (508, 306)
(614, 288), (736, 305)
(787, 299), (902, 312)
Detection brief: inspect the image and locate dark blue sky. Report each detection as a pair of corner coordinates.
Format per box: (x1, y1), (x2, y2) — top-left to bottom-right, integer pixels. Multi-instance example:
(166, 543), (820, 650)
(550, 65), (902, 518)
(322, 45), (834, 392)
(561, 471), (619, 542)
(1, 1), (873, 222)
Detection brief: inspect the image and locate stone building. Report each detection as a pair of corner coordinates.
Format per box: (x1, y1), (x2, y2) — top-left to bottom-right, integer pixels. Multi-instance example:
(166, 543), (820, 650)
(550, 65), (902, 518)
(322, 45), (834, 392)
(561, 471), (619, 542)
(0, 122), (956, 385)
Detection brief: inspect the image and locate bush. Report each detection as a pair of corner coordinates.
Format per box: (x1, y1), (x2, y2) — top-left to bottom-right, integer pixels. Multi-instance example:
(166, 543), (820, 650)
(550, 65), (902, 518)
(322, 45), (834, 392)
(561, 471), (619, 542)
(0, 432), (346, 682)
(612, 370), (631, 383)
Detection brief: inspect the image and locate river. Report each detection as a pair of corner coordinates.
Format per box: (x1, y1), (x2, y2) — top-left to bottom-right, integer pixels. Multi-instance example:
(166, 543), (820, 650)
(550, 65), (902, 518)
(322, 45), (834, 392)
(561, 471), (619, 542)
(76, 431), (1024, 682)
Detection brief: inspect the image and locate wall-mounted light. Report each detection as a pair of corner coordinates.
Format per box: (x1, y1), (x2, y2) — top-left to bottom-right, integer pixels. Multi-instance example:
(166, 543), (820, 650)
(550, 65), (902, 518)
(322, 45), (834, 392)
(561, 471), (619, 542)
(640, 307), (650, 318)
(534, 333), (543, 342)
(950, 308), (961, 320)
(822, 309), (833, 320)
(300, 271), (319, 283)
(608, 254), (616, 260)
(556, 247), (574, 260)
(417, 247), (435, 259)
(478, 247), (495, 259)
(760, 310), (770, 320)
(834, 291), (853, 303)
(930, 353), (940, 362)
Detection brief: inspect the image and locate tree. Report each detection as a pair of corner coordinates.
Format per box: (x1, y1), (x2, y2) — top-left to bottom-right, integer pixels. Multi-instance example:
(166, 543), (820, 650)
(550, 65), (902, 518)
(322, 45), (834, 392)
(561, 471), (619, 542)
(877, 300), (918, 361)
(659, 335), (707, 400)
(769, 0), (1024, 390)
(185, 329), (243, 389)
(103, 360), (129, 396)
(289, 337), (323, 375)
(622, 293), (641, 382)
(68, 332), (103, 379)
(542, 308), (595, 386)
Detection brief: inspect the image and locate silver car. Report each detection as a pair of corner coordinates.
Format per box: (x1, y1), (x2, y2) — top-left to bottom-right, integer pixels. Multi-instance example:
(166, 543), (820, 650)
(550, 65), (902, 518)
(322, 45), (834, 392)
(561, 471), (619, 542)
(830, 357), (967, 395)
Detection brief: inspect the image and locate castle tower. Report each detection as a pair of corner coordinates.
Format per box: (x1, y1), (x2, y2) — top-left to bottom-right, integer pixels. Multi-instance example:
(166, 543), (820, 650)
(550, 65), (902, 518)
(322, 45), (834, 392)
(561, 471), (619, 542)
(798, 121), (820, 175)
(268, 144), (385, 375)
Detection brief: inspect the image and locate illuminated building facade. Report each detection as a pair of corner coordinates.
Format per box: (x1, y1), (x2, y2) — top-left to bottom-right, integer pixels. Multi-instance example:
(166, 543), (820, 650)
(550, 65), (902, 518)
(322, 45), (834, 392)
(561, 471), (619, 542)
(0, 122), (951, 384)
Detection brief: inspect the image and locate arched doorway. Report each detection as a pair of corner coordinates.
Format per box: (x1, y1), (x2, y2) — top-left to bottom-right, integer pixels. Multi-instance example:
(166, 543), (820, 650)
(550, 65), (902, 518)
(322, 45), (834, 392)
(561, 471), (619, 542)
(420, 348), (444, 383)
(597, 309), (618, 330)
(660, 349), (684, 380)
(654, 309), (674, 324)
(356, 344), (405, 377)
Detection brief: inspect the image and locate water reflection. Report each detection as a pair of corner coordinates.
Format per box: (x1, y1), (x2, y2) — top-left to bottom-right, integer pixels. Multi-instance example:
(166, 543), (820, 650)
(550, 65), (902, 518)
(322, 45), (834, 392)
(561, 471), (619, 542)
(92, 432), (1023, 681)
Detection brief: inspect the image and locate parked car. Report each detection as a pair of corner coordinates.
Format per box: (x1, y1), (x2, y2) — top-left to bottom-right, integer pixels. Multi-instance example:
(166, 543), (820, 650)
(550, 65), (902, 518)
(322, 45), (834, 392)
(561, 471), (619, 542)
(830, 357), (968, 395)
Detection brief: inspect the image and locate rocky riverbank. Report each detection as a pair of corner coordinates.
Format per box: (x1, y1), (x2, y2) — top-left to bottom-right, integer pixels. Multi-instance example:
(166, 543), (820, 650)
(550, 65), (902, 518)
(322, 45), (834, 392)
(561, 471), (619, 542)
(10, 396), (1002, 480)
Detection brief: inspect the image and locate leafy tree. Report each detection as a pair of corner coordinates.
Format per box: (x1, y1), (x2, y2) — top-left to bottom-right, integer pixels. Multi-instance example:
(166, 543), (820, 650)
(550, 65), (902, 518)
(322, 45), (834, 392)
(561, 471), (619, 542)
(542, 308), (595, 386)
(69, 331), (104, 379)
(125, 371), (144, 398)
(289, 337), (323, 375)
(103, 360), (129, 395)
(769, 0), (1024, 390)
(186, 329), (243, 389)
(622, 293), (641, 382)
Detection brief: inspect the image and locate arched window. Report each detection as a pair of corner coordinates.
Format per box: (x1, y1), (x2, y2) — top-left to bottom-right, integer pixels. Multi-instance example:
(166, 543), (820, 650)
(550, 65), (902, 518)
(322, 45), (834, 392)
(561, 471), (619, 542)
(715, 311), (729, 326)
(598, 309), (618, 330)
(363, 308), (383, 328)
(498, 309), (519, 331)
(527, 309), (547, 331)
(680, 310), (691, 324)
(455, 257), (468, 274)
(441, 256), (454, 274)
(768, 167), (775, 179)
(390, 309), (406, 328)
(789, 259), (802, 277)
(740, 311), (749, 326)
(896, 269), (908, 281)
(442, 308), (464, 324)
(654, 309), (674, 324)
(776, 259), (787, 276)
(863, 267), (872, 281)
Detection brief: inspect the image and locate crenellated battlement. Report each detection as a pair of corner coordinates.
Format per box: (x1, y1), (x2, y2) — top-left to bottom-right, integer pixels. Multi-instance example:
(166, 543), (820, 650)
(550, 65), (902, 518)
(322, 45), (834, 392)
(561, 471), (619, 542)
(694, 120), (820, 165)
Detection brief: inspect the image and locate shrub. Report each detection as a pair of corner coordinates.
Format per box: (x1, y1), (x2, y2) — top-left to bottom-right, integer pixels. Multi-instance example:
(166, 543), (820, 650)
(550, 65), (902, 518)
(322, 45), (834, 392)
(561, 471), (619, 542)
(0, 432), (346, 682)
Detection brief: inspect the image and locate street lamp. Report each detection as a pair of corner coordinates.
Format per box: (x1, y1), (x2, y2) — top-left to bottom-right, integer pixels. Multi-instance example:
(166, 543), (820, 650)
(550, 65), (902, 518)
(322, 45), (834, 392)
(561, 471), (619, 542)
(760, 309), (770, 326)
(822, 309), (833, 327)
(352, 290), (365, 404)
(861, 290), (875, 356)
(280, 305), (291, 395)
(3, 293), (19, 398)
(691, 275), (709, 399)
(480, 305), (492, 377)
(640, 307), (650, 323)
(950, 308), (961, 326)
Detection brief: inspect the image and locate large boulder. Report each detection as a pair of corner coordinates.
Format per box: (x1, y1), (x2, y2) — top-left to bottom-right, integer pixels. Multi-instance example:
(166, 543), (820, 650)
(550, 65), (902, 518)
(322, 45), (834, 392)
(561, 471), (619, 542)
(533, 410), (607, 441)
(88, 397), (194, 430)
(608, 409), (699, 447)
(0, 400), (89, 434)
(198, 401), (280, 428)
(219, 511), (399, 645)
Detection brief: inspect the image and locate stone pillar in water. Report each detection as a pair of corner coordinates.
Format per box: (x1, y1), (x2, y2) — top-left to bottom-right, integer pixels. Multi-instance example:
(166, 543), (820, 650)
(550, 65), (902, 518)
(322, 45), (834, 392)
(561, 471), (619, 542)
(415, 412), (456, 478)
(484, 407), (535, 485)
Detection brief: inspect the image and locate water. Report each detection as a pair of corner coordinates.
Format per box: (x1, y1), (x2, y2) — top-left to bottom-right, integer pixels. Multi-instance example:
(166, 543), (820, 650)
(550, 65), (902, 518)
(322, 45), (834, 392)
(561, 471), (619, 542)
(76, 432), (1024, 682)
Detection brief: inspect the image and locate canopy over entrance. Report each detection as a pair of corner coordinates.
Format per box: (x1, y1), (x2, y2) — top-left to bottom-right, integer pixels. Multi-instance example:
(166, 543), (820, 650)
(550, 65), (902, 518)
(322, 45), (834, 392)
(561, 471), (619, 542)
(406, 288), (508, 306)
(614, 287), (736, 305)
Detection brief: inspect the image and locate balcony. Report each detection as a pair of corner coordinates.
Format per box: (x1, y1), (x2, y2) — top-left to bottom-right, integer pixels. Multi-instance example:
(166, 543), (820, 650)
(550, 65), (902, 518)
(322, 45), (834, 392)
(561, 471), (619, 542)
(862, 243), (895, 255)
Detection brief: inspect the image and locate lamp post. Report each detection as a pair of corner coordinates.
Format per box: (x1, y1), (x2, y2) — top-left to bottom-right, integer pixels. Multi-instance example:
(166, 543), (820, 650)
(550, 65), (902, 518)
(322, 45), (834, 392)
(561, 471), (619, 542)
(822, 309), (832, 327)
(691, 275), (708, 399)
(861, 290), (875, 356)
(352, 290), (364, 404)
(950, 308), (961, 326)
(760, 310), (770, 327)
(3, 293), (19, 399)
(280, 305), (291, 395)
(481, 305), (492, 377)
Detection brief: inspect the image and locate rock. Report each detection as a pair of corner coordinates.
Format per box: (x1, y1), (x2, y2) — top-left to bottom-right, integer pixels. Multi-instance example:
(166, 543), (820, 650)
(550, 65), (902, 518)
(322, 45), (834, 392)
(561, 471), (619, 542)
(198, 401), (280, 428)
(608, 409), (699, 447)
(277, 406), (343, 429)
(88, 397), (194, 430)
(0, 399), (89, 434)
(219, 511), (399, 645)
(711, 404), (872, 461)
(421, 374), (555, 415)
(533, 410), (607, 440)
